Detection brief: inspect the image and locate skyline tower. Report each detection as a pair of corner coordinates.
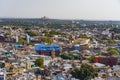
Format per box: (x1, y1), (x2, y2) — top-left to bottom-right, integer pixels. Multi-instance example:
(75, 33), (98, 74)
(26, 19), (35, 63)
(26, 34), (30, 44)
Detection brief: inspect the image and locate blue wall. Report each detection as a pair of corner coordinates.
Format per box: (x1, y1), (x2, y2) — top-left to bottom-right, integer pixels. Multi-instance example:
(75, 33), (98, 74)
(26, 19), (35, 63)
(35, 43), (60, 51)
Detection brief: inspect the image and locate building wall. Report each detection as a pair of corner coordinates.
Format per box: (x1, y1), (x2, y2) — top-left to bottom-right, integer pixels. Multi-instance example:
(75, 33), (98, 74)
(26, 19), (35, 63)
(37, 50), (60, 56)
(0, 36), (5, 42)
(95, 56), (118, 67)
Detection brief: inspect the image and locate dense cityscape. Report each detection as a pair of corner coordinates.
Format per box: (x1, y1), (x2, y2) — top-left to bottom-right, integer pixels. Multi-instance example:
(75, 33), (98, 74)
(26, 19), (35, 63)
(0, 18), (120, 80)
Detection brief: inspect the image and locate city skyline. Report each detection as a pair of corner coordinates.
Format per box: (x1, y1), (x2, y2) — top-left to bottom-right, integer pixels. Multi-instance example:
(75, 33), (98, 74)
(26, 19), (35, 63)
(0, 0), (120, 20)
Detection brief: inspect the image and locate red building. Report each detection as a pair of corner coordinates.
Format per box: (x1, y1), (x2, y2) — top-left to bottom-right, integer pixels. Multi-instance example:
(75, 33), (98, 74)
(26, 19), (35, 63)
(94, 56), (118, 67)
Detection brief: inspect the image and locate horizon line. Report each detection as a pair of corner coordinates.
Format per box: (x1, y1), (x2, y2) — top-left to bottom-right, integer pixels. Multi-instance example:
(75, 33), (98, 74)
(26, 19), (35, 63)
(0, 17), (120, 21)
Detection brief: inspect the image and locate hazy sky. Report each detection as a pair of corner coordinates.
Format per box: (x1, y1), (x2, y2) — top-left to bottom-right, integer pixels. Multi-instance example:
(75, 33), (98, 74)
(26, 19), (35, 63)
(0, 0), (120, 20)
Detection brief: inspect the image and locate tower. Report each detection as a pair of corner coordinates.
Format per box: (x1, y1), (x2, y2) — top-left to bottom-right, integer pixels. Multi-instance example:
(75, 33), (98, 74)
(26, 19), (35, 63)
(16, 35), (19, 43)
(26, 34), (30, 44)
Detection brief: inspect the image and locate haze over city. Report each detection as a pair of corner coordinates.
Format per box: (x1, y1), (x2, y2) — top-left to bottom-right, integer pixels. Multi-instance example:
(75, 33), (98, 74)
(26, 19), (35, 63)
(1, 0), (120, 80)
(0, 0), (120, 20)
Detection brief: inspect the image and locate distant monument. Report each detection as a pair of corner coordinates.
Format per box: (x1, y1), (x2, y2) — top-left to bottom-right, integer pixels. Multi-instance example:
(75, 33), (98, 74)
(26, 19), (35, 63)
(41, 16), (49, 28)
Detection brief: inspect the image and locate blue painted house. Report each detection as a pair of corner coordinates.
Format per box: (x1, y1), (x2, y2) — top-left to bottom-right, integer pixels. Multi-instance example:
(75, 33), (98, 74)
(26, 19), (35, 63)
(35, 43), (60, 56)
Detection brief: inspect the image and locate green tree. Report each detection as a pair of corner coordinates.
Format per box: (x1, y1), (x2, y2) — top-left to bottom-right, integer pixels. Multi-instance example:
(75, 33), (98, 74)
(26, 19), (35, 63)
(24, 27), (31, 30)
(43, 30), (63, 37)
(99, 40), (107, 43)
(35, 58), (44, 68)
(69, 36), (74, 41)
(79, 34), (88, 38)
(71, 63), (96, 80)
(88, 55), (95, 63)
(17, 39), (28, 44)
(5, 32), (11, 36)
(26, 31), (39, 36)
(108, 39), (116, 44)
(0, 63), (5, 68)
(87, 53), (101, 62)
(107, 48), (119, 56)
(41, 37), (53, 44)
(112, 28), (120, 33)
(116, 34), (120, 39)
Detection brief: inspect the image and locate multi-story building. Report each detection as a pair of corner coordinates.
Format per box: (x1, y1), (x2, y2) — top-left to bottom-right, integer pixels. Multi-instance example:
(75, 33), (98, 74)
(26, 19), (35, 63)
(35, 43), (60, 56)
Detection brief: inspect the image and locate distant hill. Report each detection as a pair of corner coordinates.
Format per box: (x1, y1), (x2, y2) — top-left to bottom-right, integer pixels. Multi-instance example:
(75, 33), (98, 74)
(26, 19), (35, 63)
(0, 18), (120, 26)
